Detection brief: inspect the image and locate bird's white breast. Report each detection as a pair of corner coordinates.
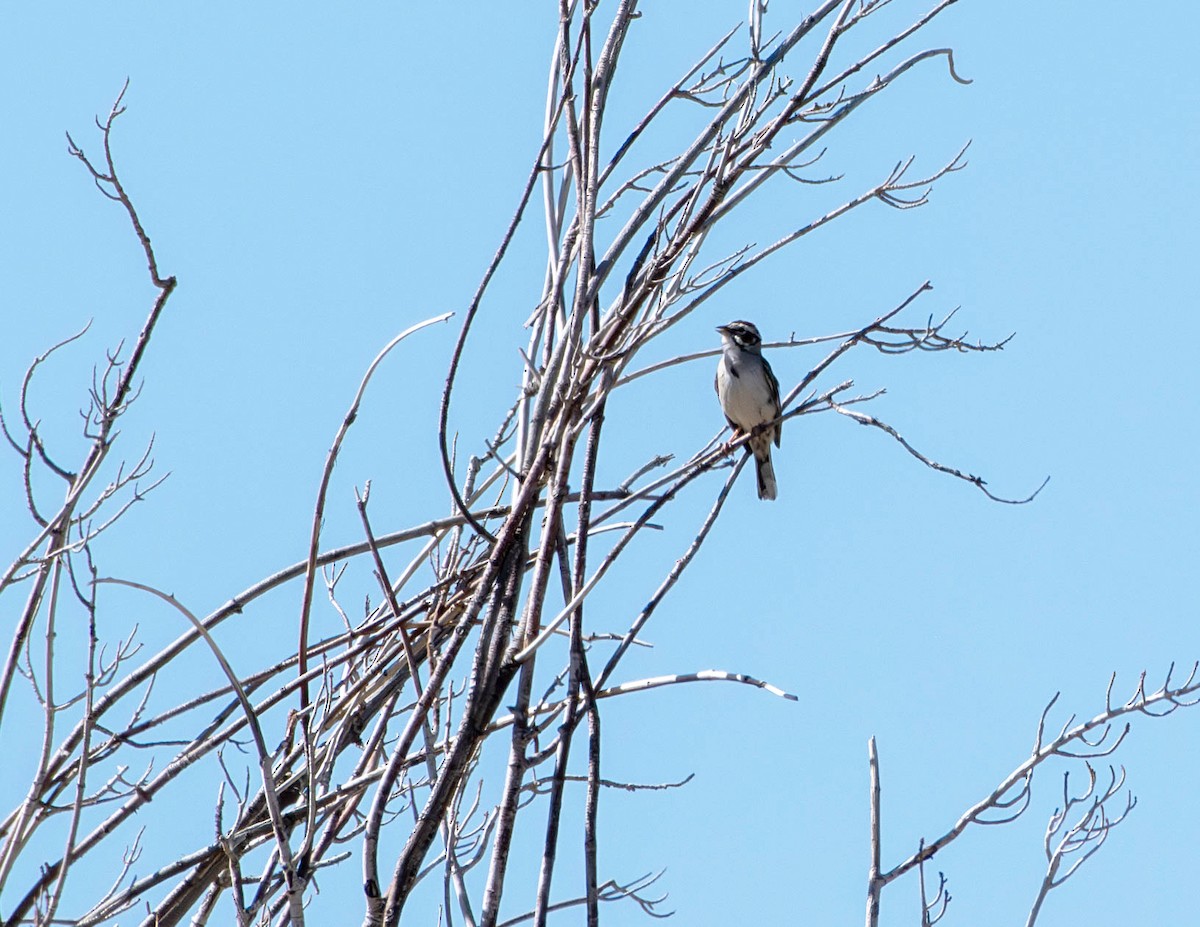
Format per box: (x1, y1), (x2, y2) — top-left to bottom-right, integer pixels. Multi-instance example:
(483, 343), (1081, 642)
(717, 354), (775, 431)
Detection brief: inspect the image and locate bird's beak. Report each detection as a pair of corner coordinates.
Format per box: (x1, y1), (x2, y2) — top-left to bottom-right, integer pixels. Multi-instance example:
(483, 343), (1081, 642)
(715, 325), (728, 334)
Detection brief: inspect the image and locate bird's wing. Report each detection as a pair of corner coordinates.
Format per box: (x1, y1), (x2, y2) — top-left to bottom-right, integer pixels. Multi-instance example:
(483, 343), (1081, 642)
(764, 354), (782, 447)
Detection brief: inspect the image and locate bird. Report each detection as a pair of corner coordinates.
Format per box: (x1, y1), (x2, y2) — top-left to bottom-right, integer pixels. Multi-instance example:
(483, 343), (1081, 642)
(715, 320), (782, 500)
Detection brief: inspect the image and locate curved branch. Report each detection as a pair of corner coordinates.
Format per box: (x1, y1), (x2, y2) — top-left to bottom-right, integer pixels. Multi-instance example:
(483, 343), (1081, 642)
(296, 312), (452, 712)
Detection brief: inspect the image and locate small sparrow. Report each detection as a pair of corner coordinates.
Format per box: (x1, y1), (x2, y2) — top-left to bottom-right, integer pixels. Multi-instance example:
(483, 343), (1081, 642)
(715, 320), (782, 500)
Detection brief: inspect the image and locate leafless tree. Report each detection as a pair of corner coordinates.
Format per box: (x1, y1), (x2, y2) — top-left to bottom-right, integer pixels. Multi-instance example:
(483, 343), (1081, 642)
(1, 3), (1195, 926)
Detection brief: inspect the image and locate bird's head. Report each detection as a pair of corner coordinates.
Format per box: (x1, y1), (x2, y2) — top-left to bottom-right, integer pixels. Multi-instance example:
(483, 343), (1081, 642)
(716, 320), (763, 350)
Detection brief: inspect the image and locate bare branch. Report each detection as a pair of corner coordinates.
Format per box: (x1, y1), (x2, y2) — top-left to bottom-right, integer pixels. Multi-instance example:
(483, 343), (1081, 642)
(296, 312), (453, 712)
(831, 402), (1050, 505)
(884, 667), (1200, 886)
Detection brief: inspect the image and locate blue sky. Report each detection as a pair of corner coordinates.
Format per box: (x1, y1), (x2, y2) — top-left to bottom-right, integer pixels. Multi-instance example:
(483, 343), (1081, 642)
(2, 3), (1198, 925)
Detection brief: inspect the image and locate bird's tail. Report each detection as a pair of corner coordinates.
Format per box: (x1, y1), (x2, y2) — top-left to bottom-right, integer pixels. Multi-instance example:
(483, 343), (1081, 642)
(754, 444), (777, 501)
